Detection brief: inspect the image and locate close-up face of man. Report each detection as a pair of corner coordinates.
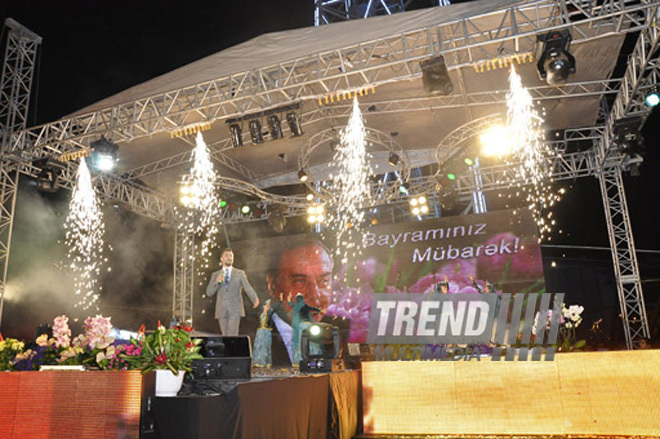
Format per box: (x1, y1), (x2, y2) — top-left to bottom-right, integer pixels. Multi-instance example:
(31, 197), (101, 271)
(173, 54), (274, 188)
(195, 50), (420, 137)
(221, 250), (234, 267)
(268, 242), (333, 321)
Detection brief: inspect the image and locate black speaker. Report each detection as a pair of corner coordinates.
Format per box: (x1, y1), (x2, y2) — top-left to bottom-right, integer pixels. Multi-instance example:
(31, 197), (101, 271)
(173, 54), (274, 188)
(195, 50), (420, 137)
(190, 336), (251, 381)
(421, 55), (453, 95)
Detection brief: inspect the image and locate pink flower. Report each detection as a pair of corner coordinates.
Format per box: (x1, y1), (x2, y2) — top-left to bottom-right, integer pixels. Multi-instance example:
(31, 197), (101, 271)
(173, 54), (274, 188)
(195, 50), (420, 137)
(52, 315), (71, 348)
(83, 315), (114, 350)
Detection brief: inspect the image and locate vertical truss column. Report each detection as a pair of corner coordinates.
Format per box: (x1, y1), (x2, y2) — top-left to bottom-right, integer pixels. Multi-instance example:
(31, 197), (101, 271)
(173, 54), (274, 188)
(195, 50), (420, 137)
(594, 5), (659, 348)
(172, 228), (195, 326)
(0, 19), (42, 328)
(598, 166), (648, 349)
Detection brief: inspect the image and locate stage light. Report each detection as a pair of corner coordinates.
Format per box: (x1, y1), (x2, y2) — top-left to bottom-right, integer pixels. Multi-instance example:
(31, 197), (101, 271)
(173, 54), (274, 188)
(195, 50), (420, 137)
(229, 123), (243, 147)
(306, 192), (314, 201)
(464, 157), (474, 166)
(90, 136), (119, 172)
(298, 169), (309, 182)
(249, 119), (264, 144)
(410, 194), (429, 216)
(267, 115), (283, 140)
(219, 200), (227, 208)
(613, 116), (645, 155)
(399, 182), (409, 194)
(286, 111), (303, 137)
(33, 158), (63, 194)
(536, 30), (575, 85)
(300, 322), (342, 372)
(241, 205), (251, 214)
(645, 91), (660, 107)
(307, 204), (325, 224)
(446, 173), (456, 181)
(388, 152), (400, 167)
(420, 55), (453, 95)
(267, 204), (287, 233)
(480, 123), (514, 157)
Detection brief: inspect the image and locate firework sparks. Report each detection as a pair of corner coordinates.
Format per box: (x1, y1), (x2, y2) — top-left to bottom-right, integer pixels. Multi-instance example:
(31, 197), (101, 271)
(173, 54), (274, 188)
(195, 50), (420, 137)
(177, 131), (221, 271)
(328, 97), (372, 263)
(504, 66), (562, 240)
(64, 158), (106, 310)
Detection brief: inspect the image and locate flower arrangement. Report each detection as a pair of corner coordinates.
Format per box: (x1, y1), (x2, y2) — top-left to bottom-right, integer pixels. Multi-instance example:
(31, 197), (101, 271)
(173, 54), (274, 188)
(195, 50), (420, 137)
(0, 336), (25, 371)
(122, 324), (203, 374)
(0, 317), (202, 373)
(533, 303), (586, 351)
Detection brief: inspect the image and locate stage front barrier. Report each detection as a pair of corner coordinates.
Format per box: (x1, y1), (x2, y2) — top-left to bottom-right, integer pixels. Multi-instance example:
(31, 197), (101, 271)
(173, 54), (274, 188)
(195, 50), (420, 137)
(0, 371), (154, 439)
(362, 350), (660, 436)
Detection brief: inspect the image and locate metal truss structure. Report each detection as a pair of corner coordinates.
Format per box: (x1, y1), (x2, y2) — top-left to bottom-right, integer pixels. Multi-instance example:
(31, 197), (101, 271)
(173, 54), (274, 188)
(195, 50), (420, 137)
(314, 0), (450, 26)
(173, 229), (195, 324)
(0, 19), (41, 327)
(1, 1), (658, 343)
(7, 0), (656, 161)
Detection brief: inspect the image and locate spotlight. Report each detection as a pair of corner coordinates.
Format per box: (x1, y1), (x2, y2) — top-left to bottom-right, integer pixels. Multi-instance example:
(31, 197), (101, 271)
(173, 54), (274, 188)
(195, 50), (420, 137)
(267, 115), (283, 140)
(286, 112), (303, 137)
(249, 119), (264, 144)
(268, 204), (287, 233)
(388, 152), (400, 167)
(410, 195), (429, 216)
(464, 157), (474, 166)
(613, 116), (645, 155)
(33, 158), (63, 193)
(307, 204), (325, 224)
(420, 55), (453, 95)
(241, 204), (251, 214)
(90, 136), (119, 172)
(480, 123), (514, 157)
(536, 30), (576, 85)
(306, 192), (314, 201)
(399, 182), (410, 194)
(645, 91), (660, 107)
(229, 123), (243, 147)
(298, 169), (309, 182)
(300, 322), (343, 372)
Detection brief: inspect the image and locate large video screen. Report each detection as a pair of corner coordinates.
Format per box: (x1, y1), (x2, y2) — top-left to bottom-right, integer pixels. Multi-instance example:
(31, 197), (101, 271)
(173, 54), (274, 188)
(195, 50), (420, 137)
(230, 209), (545, 344)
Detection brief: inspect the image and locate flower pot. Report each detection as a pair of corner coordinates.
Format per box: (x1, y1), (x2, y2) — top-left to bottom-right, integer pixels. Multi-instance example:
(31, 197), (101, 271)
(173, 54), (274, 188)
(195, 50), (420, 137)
(154, 369), (185, 397)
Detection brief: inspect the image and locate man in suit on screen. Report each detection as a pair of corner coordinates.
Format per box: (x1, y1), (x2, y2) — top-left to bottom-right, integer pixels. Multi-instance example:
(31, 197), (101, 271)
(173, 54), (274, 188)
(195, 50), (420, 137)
(206, 248), (260, 335)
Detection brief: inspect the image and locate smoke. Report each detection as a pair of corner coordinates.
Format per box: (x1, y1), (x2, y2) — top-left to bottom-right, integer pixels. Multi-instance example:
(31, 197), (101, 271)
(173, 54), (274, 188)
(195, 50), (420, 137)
(2, 181), (173, 338)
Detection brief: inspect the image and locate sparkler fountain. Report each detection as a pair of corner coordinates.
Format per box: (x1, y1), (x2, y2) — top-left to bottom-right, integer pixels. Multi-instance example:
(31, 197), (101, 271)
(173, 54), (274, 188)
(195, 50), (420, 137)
(328, 97), (373, 264)
(504, 66), (562, 241)
(64, 158), (107, 311)
(177, 131), (222, 272)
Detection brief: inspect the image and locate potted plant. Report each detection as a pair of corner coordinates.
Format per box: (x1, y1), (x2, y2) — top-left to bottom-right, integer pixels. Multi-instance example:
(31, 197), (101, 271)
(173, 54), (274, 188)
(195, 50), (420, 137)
(122, 323), (203, 397)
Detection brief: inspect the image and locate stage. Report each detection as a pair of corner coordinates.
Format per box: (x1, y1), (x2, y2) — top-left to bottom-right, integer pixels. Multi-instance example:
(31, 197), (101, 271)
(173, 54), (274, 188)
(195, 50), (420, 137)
(2, 351), (660, 438)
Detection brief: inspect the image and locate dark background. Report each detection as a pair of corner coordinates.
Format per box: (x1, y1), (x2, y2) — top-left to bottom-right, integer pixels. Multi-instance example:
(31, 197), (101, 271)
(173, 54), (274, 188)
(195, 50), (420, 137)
(0, 1), (658, 346)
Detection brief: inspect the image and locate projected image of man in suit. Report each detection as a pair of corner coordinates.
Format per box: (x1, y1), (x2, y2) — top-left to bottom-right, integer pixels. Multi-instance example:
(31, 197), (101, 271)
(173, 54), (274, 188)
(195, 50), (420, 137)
(206, 248), (260, 335)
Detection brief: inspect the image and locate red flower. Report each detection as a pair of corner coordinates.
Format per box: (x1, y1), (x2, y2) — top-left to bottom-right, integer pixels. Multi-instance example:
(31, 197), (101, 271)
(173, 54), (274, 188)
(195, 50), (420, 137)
(183, 326), (193, 332)
(186, 342), (195, 349)
(155, 353), (168, 365)
(175, 338), (181, 342)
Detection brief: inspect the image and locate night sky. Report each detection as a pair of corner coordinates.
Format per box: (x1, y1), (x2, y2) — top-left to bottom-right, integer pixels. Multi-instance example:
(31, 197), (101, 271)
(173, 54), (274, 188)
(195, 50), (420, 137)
(1, 1), (658, 342)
